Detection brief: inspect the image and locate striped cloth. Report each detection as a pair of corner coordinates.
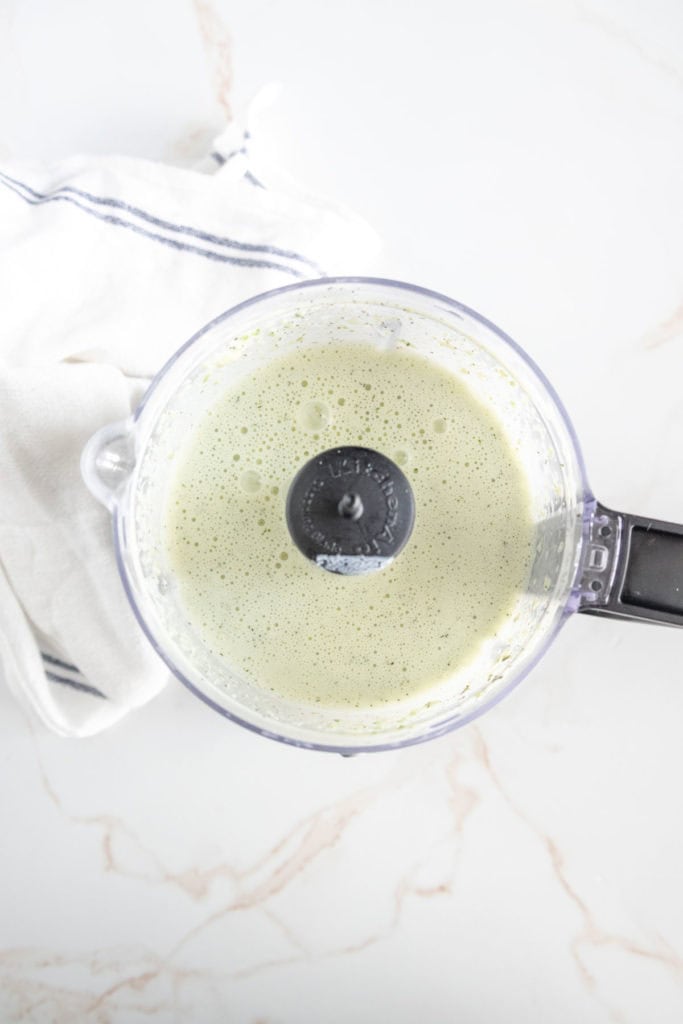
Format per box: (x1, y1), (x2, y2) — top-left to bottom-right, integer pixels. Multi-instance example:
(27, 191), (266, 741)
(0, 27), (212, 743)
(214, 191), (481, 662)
(0, 121), (378, 736)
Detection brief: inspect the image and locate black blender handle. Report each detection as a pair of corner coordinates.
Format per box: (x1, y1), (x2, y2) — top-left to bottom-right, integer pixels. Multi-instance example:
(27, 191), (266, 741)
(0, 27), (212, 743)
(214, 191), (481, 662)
(579, 502), (683, 626)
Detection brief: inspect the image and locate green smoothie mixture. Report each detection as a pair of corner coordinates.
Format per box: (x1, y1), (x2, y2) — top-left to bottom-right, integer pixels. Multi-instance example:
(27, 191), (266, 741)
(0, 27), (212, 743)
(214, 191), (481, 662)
(164, 343), (534, 708)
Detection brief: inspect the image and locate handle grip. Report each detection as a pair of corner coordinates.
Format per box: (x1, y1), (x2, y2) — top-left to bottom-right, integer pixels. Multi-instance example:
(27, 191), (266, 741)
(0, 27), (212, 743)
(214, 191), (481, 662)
(579, 502), (683, 626)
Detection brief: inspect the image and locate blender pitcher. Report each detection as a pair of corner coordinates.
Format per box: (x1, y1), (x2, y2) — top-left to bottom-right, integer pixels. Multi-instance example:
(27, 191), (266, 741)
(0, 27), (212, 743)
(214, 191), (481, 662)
(81, 278), (683, 752)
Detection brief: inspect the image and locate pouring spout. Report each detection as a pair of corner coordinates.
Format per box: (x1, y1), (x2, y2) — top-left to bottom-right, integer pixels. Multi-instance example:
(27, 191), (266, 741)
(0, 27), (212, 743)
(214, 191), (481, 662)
(80, 418), (136, 512)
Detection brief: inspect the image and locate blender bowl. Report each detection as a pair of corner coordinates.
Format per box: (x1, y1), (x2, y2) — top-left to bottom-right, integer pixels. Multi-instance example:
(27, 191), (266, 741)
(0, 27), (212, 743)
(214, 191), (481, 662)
(81, 278), (683, 752)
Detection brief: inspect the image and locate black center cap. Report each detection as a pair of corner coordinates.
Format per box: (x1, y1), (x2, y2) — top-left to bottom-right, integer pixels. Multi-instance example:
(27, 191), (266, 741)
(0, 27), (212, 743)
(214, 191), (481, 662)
(286, 446), (415, 575)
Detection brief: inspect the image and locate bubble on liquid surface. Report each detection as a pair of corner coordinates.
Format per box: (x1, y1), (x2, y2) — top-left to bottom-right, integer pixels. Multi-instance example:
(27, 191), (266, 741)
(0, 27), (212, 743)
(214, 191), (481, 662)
(433, 418), (448, 434)
(239, 469), (262, 493)
(298, 400), (332, 432)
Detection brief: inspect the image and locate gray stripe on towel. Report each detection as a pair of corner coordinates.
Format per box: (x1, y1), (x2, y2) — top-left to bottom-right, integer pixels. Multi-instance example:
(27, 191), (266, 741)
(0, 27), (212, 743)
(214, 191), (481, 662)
(0, 169), (321, 273)
(45, 670), (107, 700)
(0, 173), (306, 278)
(41, 651), (81, 674)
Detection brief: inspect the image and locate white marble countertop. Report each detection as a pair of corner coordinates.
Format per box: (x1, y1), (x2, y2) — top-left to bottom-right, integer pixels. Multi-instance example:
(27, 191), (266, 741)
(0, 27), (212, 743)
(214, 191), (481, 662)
(1, 0), (683, 1021)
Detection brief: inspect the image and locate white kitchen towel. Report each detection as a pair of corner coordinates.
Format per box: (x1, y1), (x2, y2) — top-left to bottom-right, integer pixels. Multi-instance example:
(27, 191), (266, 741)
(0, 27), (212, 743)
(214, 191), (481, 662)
(0, 119), (379, 737)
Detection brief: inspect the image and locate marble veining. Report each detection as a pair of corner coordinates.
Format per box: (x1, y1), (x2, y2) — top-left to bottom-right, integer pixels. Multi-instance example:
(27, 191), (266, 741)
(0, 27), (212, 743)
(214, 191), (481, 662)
(643, 301), (683, 350)
(1, 0), (682, 1021)
(191, 0), (233, 121)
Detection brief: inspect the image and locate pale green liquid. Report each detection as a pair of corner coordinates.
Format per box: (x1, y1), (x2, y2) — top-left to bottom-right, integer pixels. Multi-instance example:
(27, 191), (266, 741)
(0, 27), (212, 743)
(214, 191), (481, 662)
(165, 344), (533, 709)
